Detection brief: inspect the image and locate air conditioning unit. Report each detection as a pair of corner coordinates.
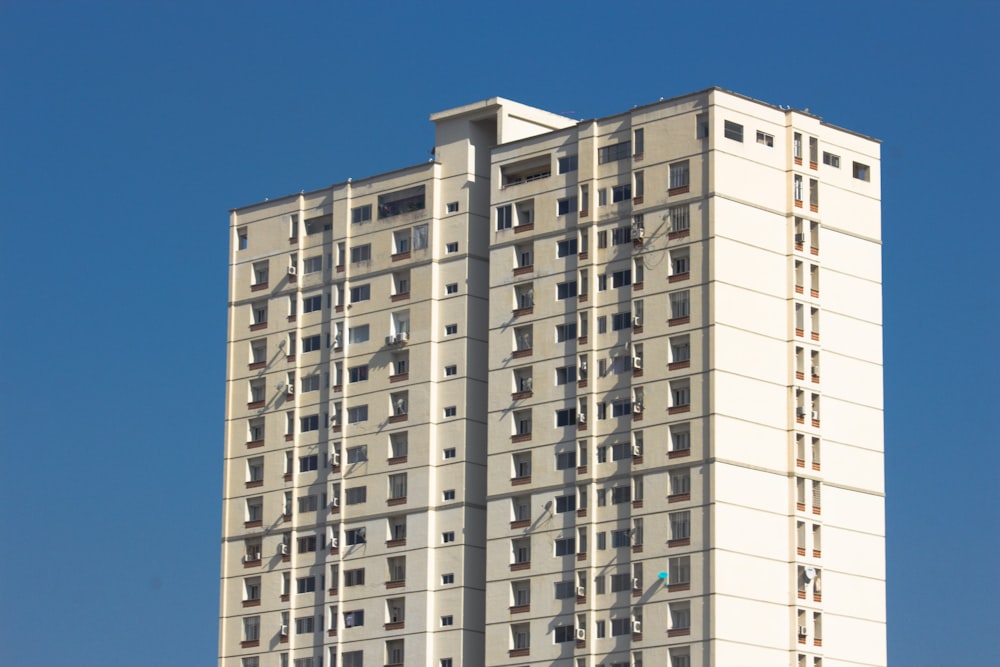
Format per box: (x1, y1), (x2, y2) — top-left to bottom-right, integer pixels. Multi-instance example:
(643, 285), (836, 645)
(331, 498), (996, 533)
(397, 331), (409, 342)
(287, 266), (297, 275)
(331, 452), (341, 466)
(575, 586), (586, 597)
(331, 497), (340, 507)
(386, 334), (397, 346)
(632, 444), (642, 457)
(329, 537), (339, 548)
(279, 543), (289, 556)
(286, 383), (294, 395)
(812, 411), (820, 421)
(632, 356), (642, 369)
(332, 336), (342, 348)
(796, 407), (807, 418)
(242, 553), (260, 563)
(631, 620), (642, 633)
(632, 578), (641, 590)
(280, 624), (289, 636)
(580, 360), (588, 371)
(632, 226), (645, 238)
(798, 625), (808, 637)
(794, 233), (805, 244)
(632, 316), (642, 327)
(576, 628), (587, 641)
(578, 412), (586, 423)
(633, 403), (643, 414)
(811, 366), (820, 376)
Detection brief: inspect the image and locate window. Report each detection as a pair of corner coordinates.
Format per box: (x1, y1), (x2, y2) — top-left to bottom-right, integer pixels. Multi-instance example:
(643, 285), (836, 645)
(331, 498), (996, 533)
(554, 537), (575, 556)
(633, 127), (644, 155)
(853, 161), (870, 181)
(555, 450), (577, 470)
(345, 527), (366, 545)
(756, 130), (774, 146)
(822, 151), (840, 167)
(611, 618), (631, 636)
(669, 204), (690, 232)
(251, 261), (269, 286)
(671, 336), (691, 363)
(445, 242), (459, 253)
(670, 469), (691, 496)
(393, 229), (411, 254)
(413, 224), (428, 249)
(670, 291), (690, 319)
(349, 325), (369, 344)
(442, 573), (455, 584)
(441, 615), (454, 627)
(352, 204), (371, 223)
(554, 625), (576, 643)
(237, 228), (248, 250)
(670, 602), (691, 631)
(696, 112), (709, 139)
(443, 489), (455, 501)
(350, 284), (370, 303)
(297, 494), (318, 512)
(793, 132), (803, 159)
(298, 535), (317, 553)
(611, 485), (631, 504)
(299, 455), (318, 472)
(300, 415), (319, 432)
(296, 576), (317, 594)
(634, 170), (644, 198)
(557, 196), (578, 215)
(345, 486), (367, 505)
(343, 609), (364, 628)
(612, 270), (631, 287)
(598, 141), (631, 164)
(442, 531), (456, 543)
(558, 154), (578, 173)
(669, 160), (690, 190)
(378, 185), (425, 218)
(446, 201), (459, 213)
(389, 473), (407, 500)
(303, 256), (323, 274)
(555, 494), (576, 513)
(556, 323), (577, 342)
(348, 365), (369, 383)
(556, 281), (577, 300)
(671, 381), (691, 408)
(445, 283), (458, 295)
(444, 324), (458, 336)
(347, 405), (368, 424)
(350, 244), (371, 264)
(251, 301), (268, 326)
(557, 238), (578, 257)
(443, 406), (457, 417)
(302, 335), (321, 353)
(612, 311), (632, 331)
(611, 184), (632, 203)
(302, 294), (322, 314)
(512, 451), (531, 478)
(443, 447), (456, 459)
(342, 652), (363, 667)
(390, 432), (408, 459)
(555, 365), (577, 385)
(670, 511), (691, 540)
(669, 556), (691, 585)
(243, 615), (260, 642)
(611, 226), (632, 245)
(497, 205), (513, 230)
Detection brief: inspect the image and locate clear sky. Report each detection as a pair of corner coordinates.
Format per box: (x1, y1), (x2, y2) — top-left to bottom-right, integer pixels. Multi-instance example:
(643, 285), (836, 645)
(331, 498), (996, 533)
(1, 1), (997, 665)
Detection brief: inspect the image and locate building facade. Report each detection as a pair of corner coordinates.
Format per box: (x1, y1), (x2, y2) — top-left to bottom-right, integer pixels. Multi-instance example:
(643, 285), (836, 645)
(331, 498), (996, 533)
(221, 89), (884, 667)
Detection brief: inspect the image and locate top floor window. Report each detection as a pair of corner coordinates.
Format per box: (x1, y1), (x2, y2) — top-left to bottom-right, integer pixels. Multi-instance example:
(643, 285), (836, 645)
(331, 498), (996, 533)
(378, 185), (425, 219)
(352, 204), (372, 224)
(598, 141), (631, 164)
(557, 155), (578, 174)
(724, 120), (744, 142)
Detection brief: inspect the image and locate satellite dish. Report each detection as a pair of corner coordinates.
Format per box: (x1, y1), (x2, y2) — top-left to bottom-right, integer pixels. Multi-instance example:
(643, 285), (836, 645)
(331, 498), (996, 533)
(804, 567), (816, 582)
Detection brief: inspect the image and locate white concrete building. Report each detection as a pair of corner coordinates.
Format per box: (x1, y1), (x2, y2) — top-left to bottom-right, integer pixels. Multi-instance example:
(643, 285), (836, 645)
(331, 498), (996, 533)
(221, 88), (884, 667)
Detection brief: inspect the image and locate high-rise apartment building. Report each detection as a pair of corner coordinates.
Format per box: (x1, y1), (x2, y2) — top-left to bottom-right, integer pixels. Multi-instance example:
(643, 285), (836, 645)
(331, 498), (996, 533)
(221, 88), (884, 667)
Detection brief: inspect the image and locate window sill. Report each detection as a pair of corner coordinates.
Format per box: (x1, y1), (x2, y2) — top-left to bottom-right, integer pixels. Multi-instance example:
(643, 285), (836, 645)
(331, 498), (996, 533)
(668, 449), (691, 459)
(248, 361), (266, 371)
(246, 440), (264, 449)
(578, 293), (588, 303)
(240, 640), (260, 648)
(511, 391), (533, 400)
(389, 373), (409, 383)
(387, 497), (407, 506)
(632, 499), (644, 509)
(511, 433), (532, 444)
(811, 246), (819, 256)
(668, 493), (690, 503)
(576, 552), (586, 561)
(512, 307), (534, 317)
(668, 272), (690, 283)
(513, 223), (535, 234)
(511, 476), (531, 486)
(386, 580), (405, 589)
(335, 265), (345, 273)
(249, 322), (268, 331)
(633, 368), (643, 378)
(512, 349), (533, 359)
(668, 405), (691, 415)
(794, 200), (803, 208)
(811, 375), (820, 383)
(668, 316), (690, 327)
(251, 283), (269, 292)
(810, 204), (819, 213)
(668, 229), (690, 240)
(795, 285), (804, 294)
(667, 628), (691, 637)
(797, 547), (806, 556)
(668, 185), (690, 196)
(327, 629), (337, 637)
(386, 539), (407, 548)
(242, 599), (261, 607)
(284, 434), (294, 441)
(576, 508), (587, 518)
(510, 562), (531, 572)
(577, 379), (587, 389)
(388, 456), (408, 465)
(513, 265), (533, 276)
(243, 559), (261, 568)
(246, 480), (263, 488)
(388, 414), (408, 424)
(796, 502), (807, 511)
(812, 462), (821, 471)
(243, 520), (262, 528)
(384, 622), (405, 631)
(668, 360), (690, 371)
(667, 582), (690, 592)
(509, 649), (530, 658)
(509, 604), (530, 614)
(667, 538), (690, 548)
(510, 520), (530, 529)
(796, 459), (806, 468)
(633, 196), (644, 205)
(813, 549), (822, 558)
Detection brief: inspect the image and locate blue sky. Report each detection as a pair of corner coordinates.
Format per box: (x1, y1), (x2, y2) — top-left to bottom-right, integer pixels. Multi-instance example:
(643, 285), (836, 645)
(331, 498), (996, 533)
(1, 1), (997, 665)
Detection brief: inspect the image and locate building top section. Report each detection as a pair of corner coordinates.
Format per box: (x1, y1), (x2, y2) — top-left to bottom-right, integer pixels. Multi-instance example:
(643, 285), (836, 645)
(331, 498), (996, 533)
(430, 96), (576, 144)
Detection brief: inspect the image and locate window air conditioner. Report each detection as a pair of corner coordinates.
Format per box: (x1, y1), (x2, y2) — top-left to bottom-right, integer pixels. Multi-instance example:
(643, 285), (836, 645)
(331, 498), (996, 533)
(575, 586), (586, 597)
(632, 578), (641, 590)
(329, 537), (339, 548)
(633, 226), (645, 238)
(811, 366), (820, 376)
(796, 407), (806, 418)
(576, 628), (586, 641)
(579, 360), (587, 371)
(331, 497), (339, 507)
(386, 334), (397, 346)
(287, 266), (297, 275)
(397, 331), (409, 342)
(286, 383), (294, 395)
(243, 553), (260, 563)
(632, 356), (642, 369)
(632, 444), (642, 456)
(331, 452), (340, 466)
(812, 411), (820, 421)
(578, 412), (586, 423)
(798, 625), (808, 637)
(280, 624), (289, 636)
(632, 316), (642, 327)
(633, 403), (643, 414)
(794, 233), (805, 244)
(631, 620), (642, 633)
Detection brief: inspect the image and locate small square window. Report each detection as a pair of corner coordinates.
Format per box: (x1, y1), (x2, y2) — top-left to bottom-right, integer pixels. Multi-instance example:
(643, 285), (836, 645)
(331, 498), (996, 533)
(442, 573), (455, 584)
(444, 406), (457, 417)
(445, 283), (459, 295)
(443, 489), (456, 501)
(442, 532), (456, 543)
(756, 130), (774, 147)
(237, 228), (248, 250)
(443, 448), (457, 459)
(853, 161), (870, 181)
(444, 365), (457, 376)
(445, 242), (459, 253)
(446, 202), (459, 213)
(822, 151), (840, 168)
(724, 120), (744, 142)
(441, 615), (454, 626)
(445, 324), (458, 336)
